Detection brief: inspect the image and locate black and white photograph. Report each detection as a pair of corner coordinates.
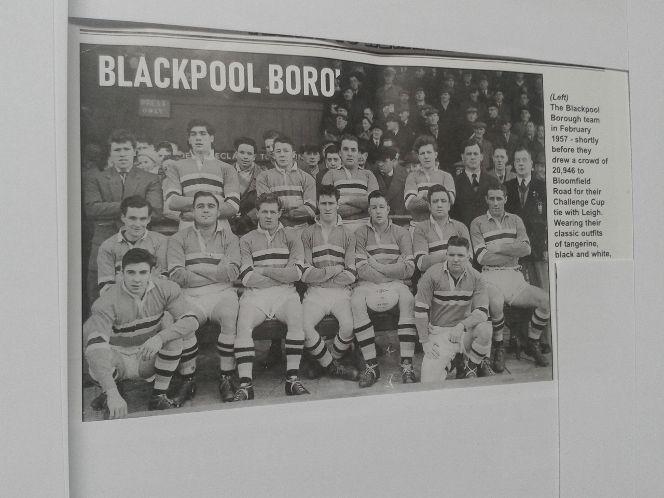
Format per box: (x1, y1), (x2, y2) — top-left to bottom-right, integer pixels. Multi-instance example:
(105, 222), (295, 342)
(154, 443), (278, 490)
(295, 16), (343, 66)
(75, 26), (555, 421)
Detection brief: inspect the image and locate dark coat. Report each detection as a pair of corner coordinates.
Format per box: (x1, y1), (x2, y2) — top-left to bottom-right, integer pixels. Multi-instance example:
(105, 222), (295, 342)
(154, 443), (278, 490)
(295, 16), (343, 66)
(505, 177), (547, 260)
(450, 170), (500, 228)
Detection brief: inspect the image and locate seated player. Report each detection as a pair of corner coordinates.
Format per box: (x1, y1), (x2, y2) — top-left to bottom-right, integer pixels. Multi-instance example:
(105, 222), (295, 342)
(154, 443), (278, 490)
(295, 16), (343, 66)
(414, 236), (492, 382)
(351, 190), (417, 387)
(97, 196), (167, 293)
(412, 185), (470, 273)
(469, 184), (551, 369)
(300, 185), (360, 381)
(83, 248), (205, 418)
(168, 191), (241, 402)
(232, 193), (309, 401)
(403, 135), (456, 223)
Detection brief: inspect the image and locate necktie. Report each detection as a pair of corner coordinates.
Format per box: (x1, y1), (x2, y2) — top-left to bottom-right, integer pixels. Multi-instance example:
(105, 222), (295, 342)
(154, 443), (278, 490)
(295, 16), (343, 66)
(119, 172), (127, 184)
(471, 173), (479, 192)
(519, 179), (528, 206)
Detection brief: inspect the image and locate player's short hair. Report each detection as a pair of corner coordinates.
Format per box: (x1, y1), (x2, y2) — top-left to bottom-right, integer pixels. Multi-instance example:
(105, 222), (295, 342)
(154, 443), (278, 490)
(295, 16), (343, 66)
(122, 247), (156, 269)
(426, 184), (452, 204)
(256, 192), (283, 211)
(339, 134), (359, 148)
(323, 143), (340, 158)
(493, 146), (508, 155)
(461, 139), (481, 152)
(193, 190), (220, 208)
(120, 196), (153, 216)
(156, 141), (173, 154)
(317, 184), (340, 202)
(376, 146), (399, 162)
(447, 235), (470, 252)
(186, 119), (215, 137)
(262, 129), (281, 141)
(135, 134), (154, 146)
(233, 137), (257, 152)
(413, 135), (438, 153)
(486, 182), (508, 197)
(513, 145), (532, 159)
(107, 129), (136, 149)
(273, 135), (296, 150)
(368, 189), (387, 204)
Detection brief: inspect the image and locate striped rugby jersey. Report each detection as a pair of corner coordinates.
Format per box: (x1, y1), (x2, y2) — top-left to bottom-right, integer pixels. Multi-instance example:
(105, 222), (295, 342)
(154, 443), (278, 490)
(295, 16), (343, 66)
(97, 229), (167, 289)
(412, 216), (471, 271)
(469, 211), (530, 267)
(322, 167), (379, 220)
(301, 217), (356, 288)
(167, 223), (241, 289)
(403, 168), (456, 221)
(238, 224), (305, 288)
(355, 221), (415, 283)
(255, 165), (316, 223)
(84, 278), (204, 352)
(414, 262), (489, 329)
(163, 154), (240, 220)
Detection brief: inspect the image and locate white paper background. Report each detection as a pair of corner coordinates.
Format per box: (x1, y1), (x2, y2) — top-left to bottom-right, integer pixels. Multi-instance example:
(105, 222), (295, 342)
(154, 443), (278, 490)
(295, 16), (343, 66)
(3, 1), (662, 496)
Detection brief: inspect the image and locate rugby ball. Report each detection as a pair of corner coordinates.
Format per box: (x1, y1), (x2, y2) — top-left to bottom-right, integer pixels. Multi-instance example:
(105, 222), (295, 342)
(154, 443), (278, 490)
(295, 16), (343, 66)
(366, 286), (399, 312)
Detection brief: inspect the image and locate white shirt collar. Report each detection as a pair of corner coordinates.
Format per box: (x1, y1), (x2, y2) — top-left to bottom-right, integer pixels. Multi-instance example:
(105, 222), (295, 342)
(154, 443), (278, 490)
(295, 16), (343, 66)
(117, 228), (149, 243)
(517, 174), (532, 186)
(465, 169), (481, 183)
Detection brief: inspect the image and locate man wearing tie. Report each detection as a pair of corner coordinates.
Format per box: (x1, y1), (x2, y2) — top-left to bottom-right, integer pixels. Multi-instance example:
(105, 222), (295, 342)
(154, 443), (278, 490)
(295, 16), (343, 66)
(83, 129), (163, 310)
(450, 140), (500, 229)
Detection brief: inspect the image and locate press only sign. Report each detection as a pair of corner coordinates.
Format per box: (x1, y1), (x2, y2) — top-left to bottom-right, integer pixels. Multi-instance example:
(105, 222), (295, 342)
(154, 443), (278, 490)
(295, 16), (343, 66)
(98, 55), (341, 97)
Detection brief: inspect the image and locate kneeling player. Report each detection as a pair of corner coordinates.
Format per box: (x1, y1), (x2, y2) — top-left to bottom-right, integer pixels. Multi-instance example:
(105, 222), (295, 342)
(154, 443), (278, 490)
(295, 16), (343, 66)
(300, 185), (360, 381)
(469, 185), (551, 368)
(232, 193), (309, 401)
(351, 190), (417, 387)
(414, 236), (492, 382)
(83, 248), (205, 419)
(168, 191), (241, 402)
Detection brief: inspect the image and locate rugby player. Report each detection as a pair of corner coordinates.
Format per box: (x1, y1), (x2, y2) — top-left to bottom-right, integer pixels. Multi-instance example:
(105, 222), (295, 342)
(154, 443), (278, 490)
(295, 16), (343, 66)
(83, 248), (204, 418)
(232, 193), (309, 401)
(404, 135), (456, 223)
(469, 184), (551, 368)
(414, 238), (492, 382)
(168, 191), (241, 403)
(300, 185), (360, 381)
(351, 190), (417, 387)
(162, 119), (240, 230)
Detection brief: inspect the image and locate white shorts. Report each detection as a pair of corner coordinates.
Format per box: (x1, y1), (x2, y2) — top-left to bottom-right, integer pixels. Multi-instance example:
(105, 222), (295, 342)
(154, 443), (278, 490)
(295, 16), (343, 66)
(354, 281), (407, 312)
(303, 286), (351, 315)
(183, 283), (237, 321)
(481, 268), (528, 305)
(88, 345), (143, 383)
(241, 285), (299, 319)
(420, 325), (471, 384)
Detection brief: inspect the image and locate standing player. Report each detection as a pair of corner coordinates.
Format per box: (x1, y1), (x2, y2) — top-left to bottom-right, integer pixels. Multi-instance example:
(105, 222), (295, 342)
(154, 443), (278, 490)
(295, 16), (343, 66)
(469, 184), (551, 368)
(412, 185), (470, 273)
(404, 135), (456, 223)
(351, 190), (417, 387)
(322, 134), (380, 232)
(232, 193), (309, 401)
(96, 196), (167, 293)
(168, 191), (241, 402)
(300, 185), (360, 381)
(84, 248), (205, 418)
(162, 119), (240, 230)
(414, 236), (492, 382)
(255, 135), (316, 231)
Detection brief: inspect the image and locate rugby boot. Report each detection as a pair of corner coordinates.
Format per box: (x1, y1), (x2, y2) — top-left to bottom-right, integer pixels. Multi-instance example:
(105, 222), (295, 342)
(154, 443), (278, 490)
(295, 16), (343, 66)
(478, 357), (495, 377)
(285, 376), (310, 396)
(454, 353), (466, 379)
(459, 357), (479, 378)
(358, 363), (380, 388)
(325, 359), (360, 381)
(170, 375), (196, 407)
(148, 393), (179, 411)
(400, 359), (417, 383)
(230, 382), (254, 402)
(218, 373), (235, 403)
(491, 340), (506, 373)
(524, 338), (550, 367)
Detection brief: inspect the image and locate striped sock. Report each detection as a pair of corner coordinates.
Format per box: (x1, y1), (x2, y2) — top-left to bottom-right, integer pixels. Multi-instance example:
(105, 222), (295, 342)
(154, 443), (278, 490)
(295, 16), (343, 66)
(285, 337), (305, 374)
(397, 317), (417, 361)
(216, 335), (235, 373)
(528, 308), (550, 340)
(492, 316), (505, 342)
(177, 335), (198, 376)
(305, 335), (333, 368)
(332, 333), (354, 359)
(354, 320), (376, 362)
(468, 341), (491, 364)
(153, 347), (181, 394)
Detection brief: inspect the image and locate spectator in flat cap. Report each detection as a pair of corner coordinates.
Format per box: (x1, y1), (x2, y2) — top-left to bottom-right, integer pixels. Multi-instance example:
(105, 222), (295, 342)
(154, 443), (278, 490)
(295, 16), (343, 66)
(384, 112), (413, 153)
(323, 108), (350, 143)
(493, 118), (519, 162)
(485, 101), (503, 140)
(375, 66), (404, 107)
(452, 105), (481, 160)
(521, 121), (545, 161)
(299, 144), (322, 179)
(356, 115), (374, 142)
(366, 124), (384, 161)
(460, 86), (487, 121)
(511, 91), (535, 124)
(512, 107), (533, 139)
(492, 89), (510, 120)
(470, 121), (494, 171)
(370, 146), (408, 216)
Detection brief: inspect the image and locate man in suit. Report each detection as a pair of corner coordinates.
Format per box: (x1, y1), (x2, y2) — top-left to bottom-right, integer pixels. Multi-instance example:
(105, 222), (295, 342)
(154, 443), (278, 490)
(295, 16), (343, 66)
(450, 140), (500, 229)
(505, 146), (547, 262)
(83, 129), (163, 310)
(492, 119), (519, 163)
(371, 146), (409, 216)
